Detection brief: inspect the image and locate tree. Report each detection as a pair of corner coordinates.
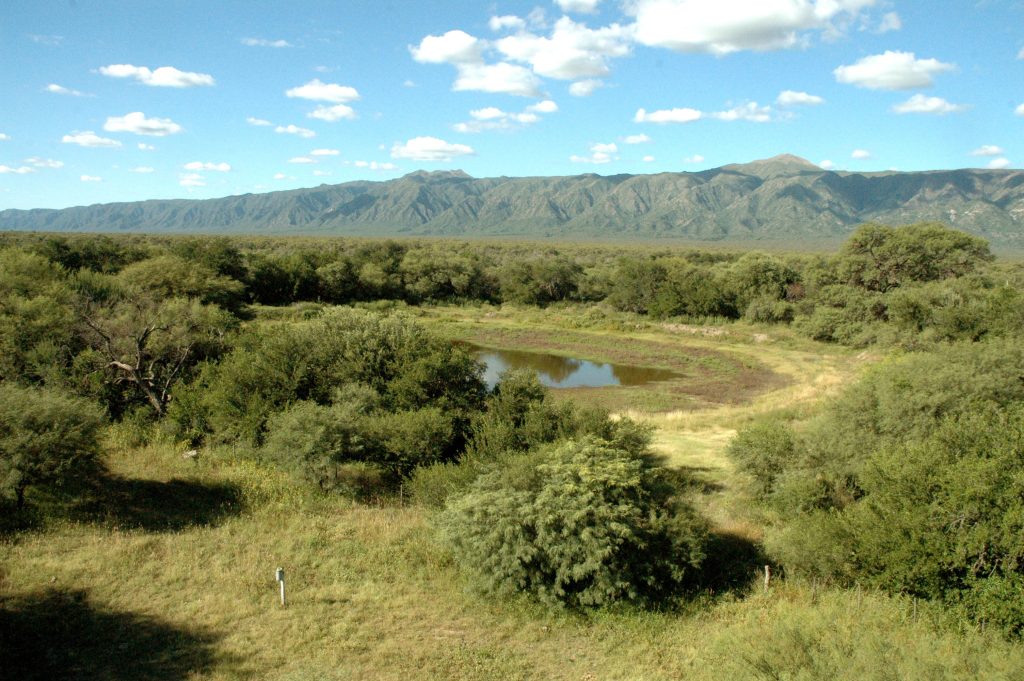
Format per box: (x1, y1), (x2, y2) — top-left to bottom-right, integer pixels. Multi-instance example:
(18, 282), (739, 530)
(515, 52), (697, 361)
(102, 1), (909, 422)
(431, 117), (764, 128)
(117, 255), (246, 312)
(0, 384), (104, 508)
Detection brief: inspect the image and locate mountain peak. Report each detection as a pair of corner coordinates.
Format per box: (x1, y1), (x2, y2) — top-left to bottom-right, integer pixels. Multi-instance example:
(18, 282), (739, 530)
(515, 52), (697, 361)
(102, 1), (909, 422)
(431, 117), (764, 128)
(723, 154), (822, 178)
(402, 169), (472, 181)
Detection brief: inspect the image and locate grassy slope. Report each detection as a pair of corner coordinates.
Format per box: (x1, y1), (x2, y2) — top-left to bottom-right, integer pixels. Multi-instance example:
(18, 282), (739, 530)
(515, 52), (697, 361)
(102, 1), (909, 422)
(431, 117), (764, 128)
(3, 305), (1022, 680)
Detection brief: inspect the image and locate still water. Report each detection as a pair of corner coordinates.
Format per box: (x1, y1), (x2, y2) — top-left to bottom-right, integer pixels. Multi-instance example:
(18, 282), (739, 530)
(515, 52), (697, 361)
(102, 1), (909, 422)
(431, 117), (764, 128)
(470, 346), (676, 389)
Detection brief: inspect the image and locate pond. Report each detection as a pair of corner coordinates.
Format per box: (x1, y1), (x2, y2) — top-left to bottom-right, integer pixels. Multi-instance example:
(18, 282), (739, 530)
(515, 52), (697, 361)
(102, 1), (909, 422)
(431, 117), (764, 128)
(469, 345), (677, 389)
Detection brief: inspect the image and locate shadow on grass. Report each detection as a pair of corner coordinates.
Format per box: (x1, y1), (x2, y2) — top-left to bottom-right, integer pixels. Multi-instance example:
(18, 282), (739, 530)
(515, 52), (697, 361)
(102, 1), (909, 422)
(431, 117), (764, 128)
(696, 529), (771, 596)
(0, 589), (241, 680)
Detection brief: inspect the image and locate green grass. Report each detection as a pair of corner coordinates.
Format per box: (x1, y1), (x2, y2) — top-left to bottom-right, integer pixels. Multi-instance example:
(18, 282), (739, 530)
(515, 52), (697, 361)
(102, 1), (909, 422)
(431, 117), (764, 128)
(3, 304), (1019, 680)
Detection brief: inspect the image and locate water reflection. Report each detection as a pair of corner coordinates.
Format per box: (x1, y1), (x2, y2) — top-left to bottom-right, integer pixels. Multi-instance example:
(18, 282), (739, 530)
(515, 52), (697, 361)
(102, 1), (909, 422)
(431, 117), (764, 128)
(469, 345), (676, 389)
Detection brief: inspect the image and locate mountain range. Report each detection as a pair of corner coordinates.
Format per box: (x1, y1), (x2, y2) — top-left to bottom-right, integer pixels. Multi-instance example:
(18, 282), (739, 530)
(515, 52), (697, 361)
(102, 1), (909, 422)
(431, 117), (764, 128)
(3, 155), (1023, 247)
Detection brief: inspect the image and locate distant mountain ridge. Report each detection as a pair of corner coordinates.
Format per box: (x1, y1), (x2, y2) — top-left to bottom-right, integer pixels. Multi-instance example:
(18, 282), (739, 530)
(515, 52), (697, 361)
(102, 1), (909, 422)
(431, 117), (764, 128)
(3, 155), (1024, 246)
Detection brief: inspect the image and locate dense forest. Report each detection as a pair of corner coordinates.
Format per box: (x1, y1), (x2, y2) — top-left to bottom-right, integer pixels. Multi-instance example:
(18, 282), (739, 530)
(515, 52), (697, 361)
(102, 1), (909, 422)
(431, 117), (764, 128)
(3, 224), (1024, 677)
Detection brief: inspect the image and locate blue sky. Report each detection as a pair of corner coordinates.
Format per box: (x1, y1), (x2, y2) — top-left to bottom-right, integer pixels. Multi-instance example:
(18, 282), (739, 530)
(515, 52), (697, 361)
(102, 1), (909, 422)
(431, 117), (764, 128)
(1, 0), (1022, 210)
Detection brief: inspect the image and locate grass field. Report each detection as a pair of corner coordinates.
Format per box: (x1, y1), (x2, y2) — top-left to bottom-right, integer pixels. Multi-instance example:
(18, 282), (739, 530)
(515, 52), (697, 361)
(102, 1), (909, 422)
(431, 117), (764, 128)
(3, 304), (1020, 680)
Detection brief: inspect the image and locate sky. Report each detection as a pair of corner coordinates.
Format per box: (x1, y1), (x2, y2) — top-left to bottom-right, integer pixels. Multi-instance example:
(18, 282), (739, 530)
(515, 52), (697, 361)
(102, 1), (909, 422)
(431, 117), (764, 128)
(1, 0), (1022, 210)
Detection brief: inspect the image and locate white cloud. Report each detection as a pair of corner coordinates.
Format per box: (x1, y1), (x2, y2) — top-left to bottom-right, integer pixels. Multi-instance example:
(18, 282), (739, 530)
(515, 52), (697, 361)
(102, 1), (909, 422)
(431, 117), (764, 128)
(29, 34), (63, 46)
(470, 107), (507, 120)
(877, 11), (901, 33)
(634, 107), (702, 123)
(569, 79), (603, 96)
(288, 156), (317, 164)
(354, 160), (398, 171)
(285, 79), (360, 103)
(0, 133), (8, 141)
(987, 158), (1011, 170)
(184, 161), (231, 172)
(275, 124), (316, 138)
(130, 166), (155, 173)
(310, 148), (340, 156)
(630, 0), (877, 55)
(712, 102), (773, 122)
(312, 169), (332, 177)
(241, 37), (292, 48)
(624, 133), (651, 144)
(273, 173), (290, 180)
(0, 165), (34, 174)
(527, 99), (559, 113)
(891, 94), (967, 115)
(138, 143), (155, 151)
(104, 112), (183, 137)
(570, 141), (617, 164)
(851, 149), (871, 159)
(777, 90), (823, 106)
(642, 155), (655, 162)
(490, 15), (526, 31)
(25, 157), (63, 168)
(62, 131), (122, 148)
(308, 104), (357, 122)
(683, 154), (705, 163)
(970, 145), (1004, 157)
(98, 64), (215, 88)
(179, 173), (205, 187)
(495, 17), (632, 80)
(834, 51), (955, 90)
(80, 175), (102, 182)
(247, 117), (273, 126)
(453, 62), (542, 97)
(1016, 103), (1024, 117)
(556, 0), (601, 12)
(391, 136), (475, 161)
(819, 159), (836, 170)
(45, 83), (89, 97)
(410, 30), (484, 64)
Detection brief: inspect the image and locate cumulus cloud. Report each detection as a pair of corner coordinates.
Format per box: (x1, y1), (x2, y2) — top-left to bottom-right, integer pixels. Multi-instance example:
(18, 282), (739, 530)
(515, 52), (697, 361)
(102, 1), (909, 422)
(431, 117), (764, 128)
(495, 17), (632, 80)
(80, 175), (102, 182)
(834, 51), (955, 90)
(570, 141), (617, 163)
(247, 117), (273, 126)
(241, 37), (292, 48)
(312, 169), (332, 177)
(288, 156), (317, 164)
(556, 0), (601, 12)
(490, 15), (526, 31)
(624, 134), (651, 144)
(818, 159), (836, 170)
(851, 149), (871, 159)
(629, 0), (877, 55)
(285, 79), (360, 103)
(25, 157), (63, 168)
(354, 160), (399, 171)
(987, 158), (1011, 170)
(683, 154), (705, 163)
(410, 30), (484, 64)
(62, 131), (122, 148)
(310, 148), (340, 156)
(275, 124), (316, 138)
(453, 62), (542, 97)
(0, 165), (34, 174)
(642, 155), (655, 162)
(138, 143), (155, 151)
(970, 145), (1004, 157)
(308, 104), (357, 122)
(45, 83), (89, 97)
(877, 11), (901, 33)
(891, 94), (967, 115)
(391, 136), (475, 161)
(634, 107), (702, 123)
(179, 173), (205, 187)
(1016, 103), (1024, 117)
(104, 112), (183, 136)
(454, 102), (553, 133)
(184, 161), (231, 172)
(0, 133), (8, 141)
(98, 64), (215, 87)
(130, 166), (155, 173)
(273, 173), (291, 180)
(527, 99), (559, 113)
(712, 102), (772, 122)
(777, 90), (824, 106)
(569, 79), (603, 96)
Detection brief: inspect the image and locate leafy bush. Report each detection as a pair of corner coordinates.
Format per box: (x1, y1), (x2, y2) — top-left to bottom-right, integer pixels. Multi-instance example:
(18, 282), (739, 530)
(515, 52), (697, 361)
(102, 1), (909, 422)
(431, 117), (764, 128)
(0, 384), (104, 507)
(440, 437), (707, 609)
(726, 421), (797, 498)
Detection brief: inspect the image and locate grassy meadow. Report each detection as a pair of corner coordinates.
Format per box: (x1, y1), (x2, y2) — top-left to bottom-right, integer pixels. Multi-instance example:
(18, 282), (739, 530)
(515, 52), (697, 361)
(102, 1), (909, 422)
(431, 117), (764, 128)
(4, 302), (1022, 680)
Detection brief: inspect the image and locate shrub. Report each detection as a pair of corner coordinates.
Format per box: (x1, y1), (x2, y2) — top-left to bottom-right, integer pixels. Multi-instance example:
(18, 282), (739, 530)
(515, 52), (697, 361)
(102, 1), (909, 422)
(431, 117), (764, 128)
(726, 421), (797, 498)
(439, 437), (707, 609)
(0, 384), (104, 507)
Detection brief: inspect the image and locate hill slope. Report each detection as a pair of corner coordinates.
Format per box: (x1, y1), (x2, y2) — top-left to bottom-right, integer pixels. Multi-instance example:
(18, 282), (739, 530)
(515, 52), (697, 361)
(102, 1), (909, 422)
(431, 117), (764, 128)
(3, 155), (1023, 245)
